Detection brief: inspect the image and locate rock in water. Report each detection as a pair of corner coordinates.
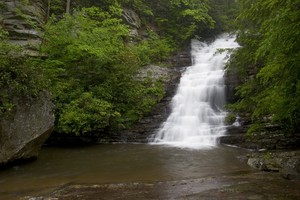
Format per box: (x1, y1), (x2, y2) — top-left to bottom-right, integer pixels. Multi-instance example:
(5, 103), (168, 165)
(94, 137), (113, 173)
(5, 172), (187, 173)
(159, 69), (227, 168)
(0, 91), (55, 166)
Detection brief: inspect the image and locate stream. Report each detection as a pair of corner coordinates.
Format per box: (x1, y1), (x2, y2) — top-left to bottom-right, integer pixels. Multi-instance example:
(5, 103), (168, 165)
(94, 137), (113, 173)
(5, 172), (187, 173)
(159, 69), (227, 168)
(1, 144), (299, 200)
(0, 144), (252, 199)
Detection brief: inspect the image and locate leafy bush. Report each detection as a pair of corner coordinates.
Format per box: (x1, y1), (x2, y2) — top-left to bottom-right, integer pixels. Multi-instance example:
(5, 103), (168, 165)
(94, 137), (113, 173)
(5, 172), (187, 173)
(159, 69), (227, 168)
(42, 6), (166, 135)
(57, 92), (117, 135)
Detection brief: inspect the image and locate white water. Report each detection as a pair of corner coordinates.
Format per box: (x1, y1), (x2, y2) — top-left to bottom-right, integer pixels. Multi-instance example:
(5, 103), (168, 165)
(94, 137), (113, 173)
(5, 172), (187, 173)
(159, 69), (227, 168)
(152, 34), (239, 149)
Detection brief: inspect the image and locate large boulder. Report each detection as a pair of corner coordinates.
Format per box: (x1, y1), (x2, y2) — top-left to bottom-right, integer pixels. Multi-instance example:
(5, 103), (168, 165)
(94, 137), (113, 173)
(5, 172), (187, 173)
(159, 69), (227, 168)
(0, 91), (55, 166)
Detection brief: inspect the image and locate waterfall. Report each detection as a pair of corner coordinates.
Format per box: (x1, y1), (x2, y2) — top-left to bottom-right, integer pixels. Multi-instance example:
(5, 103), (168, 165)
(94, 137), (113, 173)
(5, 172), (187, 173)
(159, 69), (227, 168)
(152, 34), (239, 149)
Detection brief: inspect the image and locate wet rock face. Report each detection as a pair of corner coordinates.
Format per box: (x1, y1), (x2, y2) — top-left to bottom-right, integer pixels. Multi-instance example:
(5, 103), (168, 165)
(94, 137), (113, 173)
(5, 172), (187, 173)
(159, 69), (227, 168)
(170, 51), (192, 68)
(106, 65), (182, 143)
(224, 63), (258, 104)
(0, 0), (46, 55)
(224, 69), (241, 104)
(0, 91), (55, 166)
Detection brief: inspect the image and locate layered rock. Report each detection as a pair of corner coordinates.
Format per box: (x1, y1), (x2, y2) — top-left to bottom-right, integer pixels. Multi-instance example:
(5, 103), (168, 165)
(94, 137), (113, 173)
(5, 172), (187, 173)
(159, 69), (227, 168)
(0, 0), (46, 55)
(220, 132), (300, 150)
(0, 1), (53, 166)
(169, 51), (192, 68)
(0, 91), (55, 166)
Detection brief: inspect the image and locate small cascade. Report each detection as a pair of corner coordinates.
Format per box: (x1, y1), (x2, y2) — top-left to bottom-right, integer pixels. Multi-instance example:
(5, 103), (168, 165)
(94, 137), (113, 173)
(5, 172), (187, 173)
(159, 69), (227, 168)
(152, 34), (239, 149)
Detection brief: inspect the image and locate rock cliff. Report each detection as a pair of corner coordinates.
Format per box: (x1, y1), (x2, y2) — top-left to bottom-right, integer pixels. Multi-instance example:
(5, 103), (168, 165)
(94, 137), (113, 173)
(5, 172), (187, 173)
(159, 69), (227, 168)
(0, 1), (54, 166)
(0, 0), (46, 55)
(0, 91), (55, 166)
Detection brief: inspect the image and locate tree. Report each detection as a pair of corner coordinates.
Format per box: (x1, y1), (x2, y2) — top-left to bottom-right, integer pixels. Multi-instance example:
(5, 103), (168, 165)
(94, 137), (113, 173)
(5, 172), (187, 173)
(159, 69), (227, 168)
(66, 0), (71, 14)
(42, 6), (165, 134)
(227, 0), (300, 134)
(148, 0), (214, 43)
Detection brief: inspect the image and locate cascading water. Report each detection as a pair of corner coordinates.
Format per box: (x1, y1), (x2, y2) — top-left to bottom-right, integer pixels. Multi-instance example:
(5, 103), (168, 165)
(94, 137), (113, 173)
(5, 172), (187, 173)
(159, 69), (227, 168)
(152, 34), (239, 149)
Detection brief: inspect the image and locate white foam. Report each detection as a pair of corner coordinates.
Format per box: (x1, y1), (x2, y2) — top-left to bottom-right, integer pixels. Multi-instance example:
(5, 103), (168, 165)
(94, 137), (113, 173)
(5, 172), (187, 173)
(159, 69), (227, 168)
(151, 33), (239, 149)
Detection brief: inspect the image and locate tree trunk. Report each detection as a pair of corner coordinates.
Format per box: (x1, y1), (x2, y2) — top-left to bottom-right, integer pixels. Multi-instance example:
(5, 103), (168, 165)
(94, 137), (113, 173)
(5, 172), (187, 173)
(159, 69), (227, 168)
(47, 0), (51, 20)
(66, 0), (71, 14)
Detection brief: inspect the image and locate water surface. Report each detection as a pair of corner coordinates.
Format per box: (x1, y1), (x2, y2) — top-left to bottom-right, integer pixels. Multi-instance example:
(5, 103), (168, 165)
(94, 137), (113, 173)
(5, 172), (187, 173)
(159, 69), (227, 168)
(0, 144), (250, 199)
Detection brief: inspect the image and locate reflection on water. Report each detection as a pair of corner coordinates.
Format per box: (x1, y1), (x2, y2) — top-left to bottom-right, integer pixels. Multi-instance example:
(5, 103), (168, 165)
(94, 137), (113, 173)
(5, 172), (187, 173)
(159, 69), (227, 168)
(0, 144), (250, 199)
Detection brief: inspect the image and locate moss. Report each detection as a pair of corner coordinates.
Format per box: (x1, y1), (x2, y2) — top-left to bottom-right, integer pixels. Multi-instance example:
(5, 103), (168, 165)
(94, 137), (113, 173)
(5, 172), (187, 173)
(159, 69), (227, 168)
(225, 112), (237, 125)
(263, 152), (273, 160)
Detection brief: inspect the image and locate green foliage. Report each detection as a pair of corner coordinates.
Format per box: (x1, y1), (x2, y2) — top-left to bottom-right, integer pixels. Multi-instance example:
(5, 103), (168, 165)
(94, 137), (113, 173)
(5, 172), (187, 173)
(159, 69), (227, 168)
(47, 0), (66, 18)
(0, 2), (8, 10)
(0, 27), (47, 116)
(208, 0), (239, 34)
(225, 112), (237, 125)
(149, 0), (215, 43)
(1, 0), (238, 136)
(227, 0), (300, 134)
(57, 92), (116, 135)
(113, 78), (165, 128)
(120, 0), (153, 16)
(133, 31), (173, 65)
(42, 7), (166, 135)
(47, 0), (219, 47)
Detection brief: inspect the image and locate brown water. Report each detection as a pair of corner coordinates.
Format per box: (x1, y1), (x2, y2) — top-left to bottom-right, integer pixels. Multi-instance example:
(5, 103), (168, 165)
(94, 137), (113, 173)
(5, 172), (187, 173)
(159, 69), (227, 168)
(0, 144), (251, 199)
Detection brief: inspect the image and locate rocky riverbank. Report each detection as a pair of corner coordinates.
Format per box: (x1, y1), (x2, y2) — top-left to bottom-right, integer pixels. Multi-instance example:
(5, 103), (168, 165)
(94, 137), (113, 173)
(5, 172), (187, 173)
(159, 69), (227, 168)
(247, 150), (300, 180)
(221, 126), (300, 180)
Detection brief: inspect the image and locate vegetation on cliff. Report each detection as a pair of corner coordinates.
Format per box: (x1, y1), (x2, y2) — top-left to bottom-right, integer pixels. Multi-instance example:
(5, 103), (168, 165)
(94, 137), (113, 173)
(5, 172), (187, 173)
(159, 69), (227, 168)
(42, 5), (170, 134)
(0, 28), (47, 116)
(1, 0), (237, 136)
(227, 0), (300, 135)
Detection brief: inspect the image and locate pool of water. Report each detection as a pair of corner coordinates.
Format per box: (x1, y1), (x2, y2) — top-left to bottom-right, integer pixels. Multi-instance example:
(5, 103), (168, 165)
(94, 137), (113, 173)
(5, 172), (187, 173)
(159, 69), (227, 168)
(0, 144), (251, 199)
